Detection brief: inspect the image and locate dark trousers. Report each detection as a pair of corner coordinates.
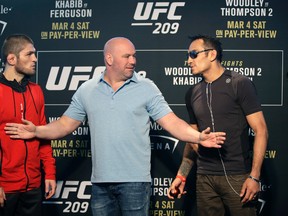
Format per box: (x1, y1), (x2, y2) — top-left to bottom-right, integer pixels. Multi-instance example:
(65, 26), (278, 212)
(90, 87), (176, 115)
(196, 174), (257, 216)
(0, 188), (42, 216)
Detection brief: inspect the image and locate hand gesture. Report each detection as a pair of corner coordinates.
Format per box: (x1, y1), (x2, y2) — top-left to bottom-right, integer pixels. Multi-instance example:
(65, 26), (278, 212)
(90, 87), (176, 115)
(199, 127), (226, 148)
(5, 119), (36, 139)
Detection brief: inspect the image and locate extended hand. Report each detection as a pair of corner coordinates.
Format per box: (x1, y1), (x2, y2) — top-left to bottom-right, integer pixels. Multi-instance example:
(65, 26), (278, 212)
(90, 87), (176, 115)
(5, 119), (36, 139)
(199, 127), (226, 148)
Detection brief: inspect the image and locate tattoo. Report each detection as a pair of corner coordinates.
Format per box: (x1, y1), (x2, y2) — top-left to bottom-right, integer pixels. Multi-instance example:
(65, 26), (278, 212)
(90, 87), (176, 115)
(179, 144), (198, 177)
(179, 159), (193, 177)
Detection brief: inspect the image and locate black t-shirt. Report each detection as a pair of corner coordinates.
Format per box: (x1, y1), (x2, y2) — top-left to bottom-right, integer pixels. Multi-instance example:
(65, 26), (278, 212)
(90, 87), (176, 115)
(185, 70), (262, 175)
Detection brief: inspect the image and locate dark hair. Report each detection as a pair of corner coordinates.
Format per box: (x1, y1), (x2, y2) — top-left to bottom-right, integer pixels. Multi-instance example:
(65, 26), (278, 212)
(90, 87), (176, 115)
(189, 35), (223, 62)
(1, 34), (34, 64)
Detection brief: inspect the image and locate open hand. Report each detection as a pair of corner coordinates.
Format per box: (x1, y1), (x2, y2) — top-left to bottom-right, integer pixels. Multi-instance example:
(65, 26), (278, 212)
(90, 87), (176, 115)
(199, 127), (226, 148)
(5, 119), (36, 139)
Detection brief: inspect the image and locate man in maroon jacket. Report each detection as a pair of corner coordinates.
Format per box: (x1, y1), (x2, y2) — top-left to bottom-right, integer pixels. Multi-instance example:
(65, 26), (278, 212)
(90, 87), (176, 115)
(0, 34), (56, 216)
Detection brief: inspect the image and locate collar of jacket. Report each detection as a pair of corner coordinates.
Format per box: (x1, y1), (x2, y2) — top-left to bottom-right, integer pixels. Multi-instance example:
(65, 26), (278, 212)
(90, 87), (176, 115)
(0, 73), (30, 93)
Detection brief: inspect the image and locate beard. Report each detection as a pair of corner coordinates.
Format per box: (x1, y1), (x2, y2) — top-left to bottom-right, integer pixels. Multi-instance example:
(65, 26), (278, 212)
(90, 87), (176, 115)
(15, 64), (35, 77)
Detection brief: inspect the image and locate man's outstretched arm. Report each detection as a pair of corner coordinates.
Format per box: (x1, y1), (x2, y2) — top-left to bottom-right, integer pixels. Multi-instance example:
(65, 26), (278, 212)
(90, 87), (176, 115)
(5, 115), (82, 140)
(157, 112), (225, 148)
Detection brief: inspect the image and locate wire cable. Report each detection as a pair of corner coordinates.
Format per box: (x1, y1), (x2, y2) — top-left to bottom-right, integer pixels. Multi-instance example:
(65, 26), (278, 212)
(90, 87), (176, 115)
(206, 82), (240, 196)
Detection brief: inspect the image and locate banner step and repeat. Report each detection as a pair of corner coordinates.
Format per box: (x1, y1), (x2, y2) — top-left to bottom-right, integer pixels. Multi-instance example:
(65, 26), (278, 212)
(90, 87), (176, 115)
(0, 0), (287, 215)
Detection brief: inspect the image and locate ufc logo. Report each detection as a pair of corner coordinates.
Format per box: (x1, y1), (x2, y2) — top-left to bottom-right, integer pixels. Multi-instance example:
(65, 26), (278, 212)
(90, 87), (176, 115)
(53, 180), (91, 199)
(133, 2), (185, 21)
(46, 66), (105, 91)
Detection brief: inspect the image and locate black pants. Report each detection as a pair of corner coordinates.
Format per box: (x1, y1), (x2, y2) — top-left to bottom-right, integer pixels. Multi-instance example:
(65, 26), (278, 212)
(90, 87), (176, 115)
(0, 188), (42, 216)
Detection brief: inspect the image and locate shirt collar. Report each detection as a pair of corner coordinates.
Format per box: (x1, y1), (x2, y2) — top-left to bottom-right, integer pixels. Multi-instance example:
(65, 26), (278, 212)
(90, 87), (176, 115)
(99, 70), (138, 84)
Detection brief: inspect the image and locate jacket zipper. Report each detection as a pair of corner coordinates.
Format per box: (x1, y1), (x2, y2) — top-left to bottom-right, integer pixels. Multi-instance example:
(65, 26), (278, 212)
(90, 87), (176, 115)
(21, 94), (30, 190)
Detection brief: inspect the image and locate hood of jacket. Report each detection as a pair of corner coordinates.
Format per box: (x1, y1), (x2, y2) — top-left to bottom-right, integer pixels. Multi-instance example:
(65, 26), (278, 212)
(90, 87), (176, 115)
(0, 73), (30, 93)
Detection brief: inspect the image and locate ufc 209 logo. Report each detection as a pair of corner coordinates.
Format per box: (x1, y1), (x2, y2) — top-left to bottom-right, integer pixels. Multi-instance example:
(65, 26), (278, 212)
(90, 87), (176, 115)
(132, 2), (185, 34)
(48, 180), (92, 213)
(46, 66), (147, 91)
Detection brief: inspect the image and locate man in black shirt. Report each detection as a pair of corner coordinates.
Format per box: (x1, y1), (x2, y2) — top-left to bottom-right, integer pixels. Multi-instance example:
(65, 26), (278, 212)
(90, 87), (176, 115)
(168, 35), (268, 216)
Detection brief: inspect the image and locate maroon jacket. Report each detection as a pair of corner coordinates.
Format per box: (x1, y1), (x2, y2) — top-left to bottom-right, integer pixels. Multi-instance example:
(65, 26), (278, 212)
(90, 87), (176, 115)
(0, 74), (56, 193)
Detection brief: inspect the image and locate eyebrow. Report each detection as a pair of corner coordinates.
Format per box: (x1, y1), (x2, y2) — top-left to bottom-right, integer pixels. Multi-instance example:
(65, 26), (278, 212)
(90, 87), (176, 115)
(24, 50), (36, 55)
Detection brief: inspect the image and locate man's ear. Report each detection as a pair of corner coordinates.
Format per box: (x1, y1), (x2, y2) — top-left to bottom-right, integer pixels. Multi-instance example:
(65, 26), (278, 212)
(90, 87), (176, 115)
(209, 49), (217, 62)
(6, 53), (16, 65)
(105, 53), (113, 66)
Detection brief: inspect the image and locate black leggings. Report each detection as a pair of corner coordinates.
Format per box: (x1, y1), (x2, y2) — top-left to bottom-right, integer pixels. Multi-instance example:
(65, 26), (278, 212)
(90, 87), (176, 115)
(0, 188), (42, 216)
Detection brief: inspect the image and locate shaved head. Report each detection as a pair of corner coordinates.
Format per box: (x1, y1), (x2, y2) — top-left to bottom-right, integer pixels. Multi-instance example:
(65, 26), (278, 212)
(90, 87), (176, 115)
(104, 37), (135, 55)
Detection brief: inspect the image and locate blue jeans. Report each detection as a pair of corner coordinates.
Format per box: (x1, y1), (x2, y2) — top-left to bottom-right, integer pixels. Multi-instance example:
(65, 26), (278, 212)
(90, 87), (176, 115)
(90, 182), (151, 216)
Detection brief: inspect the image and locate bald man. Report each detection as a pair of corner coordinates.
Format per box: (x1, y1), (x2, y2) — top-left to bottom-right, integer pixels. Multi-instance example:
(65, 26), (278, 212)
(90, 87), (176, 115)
(5, 37), (225, 216)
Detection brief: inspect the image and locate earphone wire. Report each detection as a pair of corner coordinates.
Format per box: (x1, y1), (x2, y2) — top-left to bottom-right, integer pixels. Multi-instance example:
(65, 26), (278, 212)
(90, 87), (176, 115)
(206, 82), (240, 196)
